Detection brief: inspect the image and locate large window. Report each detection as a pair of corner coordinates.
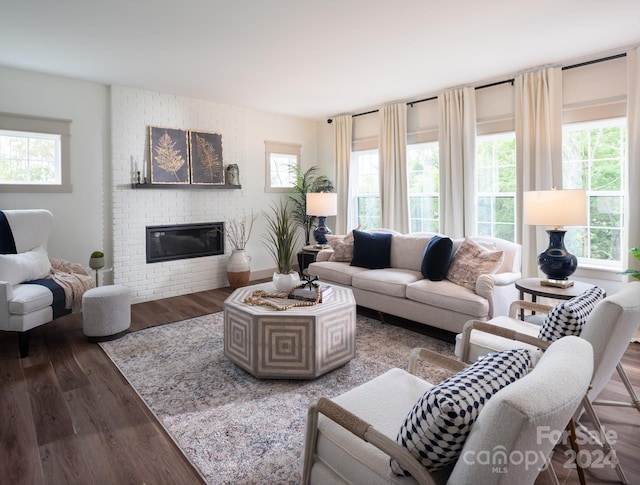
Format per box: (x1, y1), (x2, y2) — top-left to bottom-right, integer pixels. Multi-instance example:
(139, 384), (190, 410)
(351, 149), (380, 229)
(264, 140), (300, 192)
(407, 142), (439, 232)
(476, 132), (516, 241)
(0, 112), (71, 192)
(562, 118), (626, 267)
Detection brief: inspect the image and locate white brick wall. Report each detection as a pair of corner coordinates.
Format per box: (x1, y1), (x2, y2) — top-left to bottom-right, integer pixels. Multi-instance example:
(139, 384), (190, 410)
(111, 86), (249, 303)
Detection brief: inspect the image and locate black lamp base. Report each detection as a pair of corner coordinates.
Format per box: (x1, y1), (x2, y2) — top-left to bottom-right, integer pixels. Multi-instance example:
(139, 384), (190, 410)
(538, 229), (578, 281)
(313, 216), (332, 245)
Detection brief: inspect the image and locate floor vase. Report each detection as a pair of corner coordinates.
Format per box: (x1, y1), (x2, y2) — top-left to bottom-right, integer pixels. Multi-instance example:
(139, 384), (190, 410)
(227, 249), (251, 289)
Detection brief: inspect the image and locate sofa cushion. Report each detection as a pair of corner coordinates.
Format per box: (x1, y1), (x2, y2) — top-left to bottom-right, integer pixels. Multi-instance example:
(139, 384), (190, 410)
(391, 348), (531, 475)
(538, 286), (605, 342)
(326, 232), (355, 262)
(390, 233), (432, 271)
(421, 235), (453, 281)
(406, 279), (489, 317)
(8, 283), (53, 314)
(446, 238), (504, 291)
(0, 246), (51, 285)
(351, 230), (392, 269)
(308, 261), (369, 286)
(352, 269), (422, 298)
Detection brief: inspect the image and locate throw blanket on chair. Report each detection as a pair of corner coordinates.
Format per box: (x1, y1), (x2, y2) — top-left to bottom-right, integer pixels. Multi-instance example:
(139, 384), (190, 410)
(48, 258), (95, 313)
(25, 259), (96, 317)
(0, 211), (17, 254)
(26, 278), (71, 320)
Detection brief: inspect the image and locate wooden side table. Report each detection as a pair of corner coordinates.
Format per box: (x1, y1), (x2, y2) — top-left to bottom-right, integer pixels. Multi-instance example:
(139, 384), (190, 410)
(515, 278), (599, 302)
(297, 245), (323, 276)
(515, 277), (601, 320)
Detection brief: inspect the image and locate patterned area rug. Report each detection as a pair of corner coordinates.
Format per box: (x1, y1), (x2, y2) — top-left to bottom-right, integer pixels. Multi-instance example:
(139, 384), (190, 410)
(99, 312), (455, 484)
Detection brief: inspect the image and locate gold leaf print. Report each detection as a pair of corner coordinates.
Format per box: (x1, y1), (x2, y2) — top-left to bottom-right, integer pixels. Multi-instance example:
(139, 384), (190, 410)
(155, 131), (186, 181)
(195, 134), (222, 183)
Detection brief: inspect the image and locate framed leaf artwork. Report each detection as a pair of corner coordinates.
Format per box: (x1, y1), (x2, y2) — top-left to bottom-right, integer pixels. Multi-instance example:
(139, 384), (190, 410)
(189, 130), (224, 185)
(149, 127), (190, 184)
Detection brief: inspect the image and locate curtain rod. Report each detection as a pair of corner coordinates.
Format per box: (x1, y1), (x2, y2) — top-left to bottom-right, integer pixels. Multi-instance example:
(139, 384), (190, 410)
(327, 52), (627, 124)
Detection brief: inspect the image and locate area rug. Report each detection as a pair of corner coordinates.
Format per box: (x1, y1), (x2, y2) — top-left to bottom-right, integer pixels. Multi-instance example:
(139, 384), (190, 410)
(99, 312), (455, 484)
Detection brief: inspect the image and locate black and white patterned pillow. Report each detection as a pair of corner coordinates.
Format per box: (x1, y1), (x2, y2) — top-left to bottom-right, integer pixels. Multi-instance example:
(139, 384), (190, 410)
(390, 348), (531, 475)
(537, 286), (605, 342)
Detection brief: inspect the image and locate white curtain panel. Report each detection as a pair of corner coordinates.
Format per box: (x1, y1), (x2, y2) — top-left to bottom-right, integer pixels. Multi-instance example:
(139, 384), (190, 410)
(438, 87), (477, 238)
(333, 114), (353, 234)
(379, 103), (409, 233)
(515, 66), (563, 278)
(626, 47), (640, 343)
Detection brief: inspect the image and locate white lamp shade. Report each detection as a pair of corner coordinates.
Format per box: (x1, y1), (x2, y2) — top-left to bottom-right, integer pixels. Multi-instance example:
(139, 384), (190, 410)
(523, 189), (587, 227)
(306, 192), (337, 216)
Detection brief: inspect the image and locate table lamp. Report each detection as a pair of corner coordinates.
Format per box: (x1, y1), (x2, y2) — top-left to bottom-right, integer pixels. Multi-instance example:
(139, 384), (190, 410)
(306, 192), (337, 246)
(523, 189), (587, 287)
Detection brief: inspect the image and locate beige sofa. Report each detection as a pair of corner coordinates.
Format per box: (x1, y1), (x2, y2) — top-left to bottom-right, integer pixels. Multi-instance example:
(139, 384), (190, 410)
(308, 231), (522, 335)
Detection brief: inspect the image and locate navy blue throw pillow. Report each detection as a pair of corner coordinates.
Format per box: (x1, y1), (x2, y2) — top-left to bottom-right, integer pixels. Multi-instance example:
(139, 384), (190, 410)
(350, 230), (392, 269)
(421, 235), (453, 281)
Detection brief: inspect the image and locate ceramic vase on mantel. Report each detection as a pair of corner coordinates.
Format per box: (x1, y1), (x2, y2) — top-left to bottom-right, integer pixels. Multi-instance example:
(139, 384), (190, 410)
(227, 249), (251, 289)
(272, 271), (301, 293)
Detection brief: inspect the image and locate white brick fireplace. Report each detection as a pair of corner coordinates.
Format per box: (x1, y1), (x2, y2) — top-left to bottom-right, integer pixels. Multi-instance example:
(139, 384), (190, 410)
(110, 86), (249, 303)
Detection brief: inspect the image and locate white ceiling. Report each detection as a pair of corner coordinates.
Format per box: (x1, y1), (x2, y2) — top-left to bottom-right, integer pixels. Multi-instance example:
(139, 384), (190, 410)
(2, 0), (640, 120)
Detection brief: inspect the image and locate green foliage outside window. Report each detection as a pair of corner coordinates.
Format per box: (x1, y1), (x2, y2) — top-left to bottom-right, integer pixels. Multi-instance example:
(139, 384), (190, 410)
(563, 121), (626, 263)
(408, 143), (439, 232)
(476, 134), (516, 241)
(0, 132), (58, 184)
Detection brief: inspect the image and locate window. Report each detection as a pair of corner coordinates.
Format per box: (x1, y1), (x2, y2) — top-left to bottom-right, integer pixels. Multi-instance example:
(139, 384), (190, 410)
(407, 142), (439, 232)
(476, 132), (516, 241)
(562, 118), (626, 267)
(0, 112), (71, 192)
(264, 140), (300, 192)
(0, 130), (60, 184)
(351, 149), (380, 229)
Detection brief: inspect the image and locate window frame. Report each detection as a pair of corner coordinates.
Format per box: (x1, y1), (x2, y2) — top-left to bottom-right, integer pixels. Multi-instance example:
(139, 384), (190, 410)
(264, 140), (301, 193)
(0, 111), (71, 193)
(562, 117), (626, 270)
(475, 131), (517, 242)
(350, 148), (381, 230)
(407, 141), (440, 233)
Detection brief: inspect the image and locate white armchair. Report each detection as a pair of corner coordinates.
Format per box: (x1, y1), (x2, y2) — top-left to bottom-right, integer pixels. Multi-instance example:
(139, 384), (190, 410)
(0, 209), (92, 357)
(302, 336), (593, 484)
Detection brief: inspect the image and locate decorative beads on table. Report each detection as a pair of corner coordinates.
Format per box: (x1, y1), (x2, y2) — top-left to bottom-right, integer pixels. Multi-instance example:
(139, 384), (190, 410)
(243, 284), (322, 311)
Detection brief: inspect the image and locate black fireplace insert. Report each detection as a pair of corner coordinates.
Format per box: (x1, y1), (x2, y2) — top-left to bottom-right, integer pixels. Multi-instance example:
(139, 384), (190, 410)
(146, 222), (224, 263)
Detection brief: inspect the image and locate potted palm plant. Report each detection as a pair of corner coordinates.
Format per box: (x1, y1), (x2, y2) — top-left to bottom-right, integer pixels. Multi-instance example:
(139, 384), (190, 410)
(263, 200), (301, 291)
(287, 165), (335, 246)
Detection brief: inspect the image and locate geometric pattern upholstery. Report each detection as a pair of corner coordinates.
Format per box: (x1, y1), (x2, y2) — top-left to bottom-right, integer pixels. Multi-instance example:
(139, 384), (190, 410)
(391, 348), (531, 475)
(538, 286), (605, 342)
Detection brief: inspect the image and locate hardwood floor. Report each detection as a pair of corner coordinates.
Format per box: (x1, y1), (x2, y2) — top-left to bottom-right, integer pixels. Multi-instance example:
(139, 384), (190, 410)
(1, 286), (638, 484)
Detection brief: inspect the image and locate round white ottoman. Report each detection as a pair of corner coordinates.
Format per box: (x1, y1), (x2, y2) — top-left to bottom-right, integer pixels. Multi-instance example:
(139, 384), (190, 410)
(82, 284), (131, 340)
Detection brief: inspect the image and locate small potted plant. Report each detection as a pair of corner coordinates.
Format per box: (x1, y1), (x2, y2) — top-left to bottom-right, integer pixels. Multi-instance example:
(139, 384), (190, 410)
(89, 251), (105, 286)
(263, 200), (301, 292)
(89, 251), (105, 270)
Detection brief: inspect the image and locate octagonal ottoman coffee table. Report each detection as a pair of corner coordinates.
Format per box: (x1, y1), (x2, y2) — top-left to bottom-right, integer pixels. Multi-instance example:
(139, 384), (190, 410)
(223, 282), (356, 379)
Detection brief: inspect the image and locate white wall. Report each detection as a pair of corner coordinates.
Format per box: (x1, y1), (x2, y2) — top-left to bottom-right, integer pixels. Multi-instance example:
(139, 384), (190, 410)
(0, 67), (109, 267)
(111, 86), (321, 303)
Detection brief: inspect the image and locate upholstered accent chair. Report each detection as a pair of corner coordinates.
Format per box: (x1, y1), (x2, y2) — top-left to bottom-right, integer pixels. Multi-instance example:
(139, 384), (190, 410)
(456, 281), (640, 484)
(302, 335), (593, 484)
(0, 209), (92, 357)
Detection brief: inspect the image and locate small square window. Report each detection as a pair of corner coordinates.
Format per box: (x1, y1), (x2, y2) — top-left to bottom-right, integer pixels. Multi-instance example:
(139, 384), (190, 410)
(265, 141), (301, 192)
(0, 112), (71, 193)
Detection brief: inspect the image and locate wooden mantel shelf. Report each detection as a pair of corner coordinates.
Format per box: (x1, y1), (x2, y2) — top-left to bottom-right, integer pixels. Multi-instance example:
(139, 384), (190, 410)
(132, 183), (241, 190)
